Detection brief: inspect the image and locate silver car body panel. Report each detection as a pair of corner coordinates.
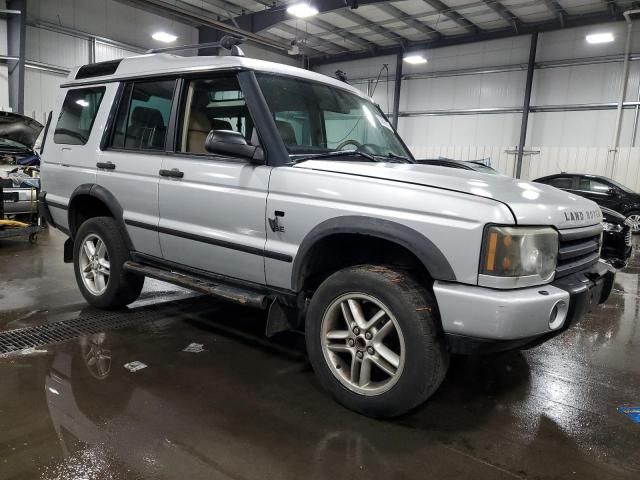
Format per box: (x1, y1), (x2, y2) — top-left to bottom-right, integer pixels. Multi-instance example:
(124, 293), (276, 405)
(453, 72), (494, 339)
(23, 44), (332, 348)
(433, 280), (570, 340)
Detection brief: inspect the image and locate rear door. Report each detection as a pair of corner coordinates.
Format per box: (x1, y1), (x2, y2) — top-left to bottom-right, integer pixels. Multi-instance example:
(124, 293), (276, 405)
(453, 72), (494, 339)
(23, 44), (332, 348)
(574, 176), (619, 210)
(97, 79), (176, 258)
(43, 86), (107, 230)
(157, 73), (269, 284)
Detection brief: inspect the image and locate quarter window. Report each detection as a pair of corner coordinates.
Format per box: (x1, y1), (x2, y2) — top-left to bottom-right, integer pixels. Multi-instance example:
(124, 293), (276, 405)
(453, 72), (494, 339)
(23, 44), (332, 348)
(179, 75), (258, 154)
(111, 80), (175, 151)
(54, 87), (105, 145)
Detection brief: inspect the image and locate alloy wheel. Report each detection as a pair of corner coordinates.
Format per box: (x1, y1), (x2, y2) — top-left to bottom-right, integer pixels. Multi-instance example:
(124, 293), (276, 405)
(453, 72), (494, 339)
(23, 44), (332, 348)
(78, 233), (111, 295)
(320, 293), (405, 396)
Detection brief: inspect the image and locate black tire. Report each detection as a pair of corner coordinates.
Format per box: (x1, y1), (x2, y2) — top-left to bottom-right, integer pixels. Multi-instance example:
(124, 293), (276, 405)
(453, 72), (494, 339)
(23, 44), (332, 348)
(305, 265), (449, 418)
(73, 216), (144, 309)
(624, 210), (640, 234)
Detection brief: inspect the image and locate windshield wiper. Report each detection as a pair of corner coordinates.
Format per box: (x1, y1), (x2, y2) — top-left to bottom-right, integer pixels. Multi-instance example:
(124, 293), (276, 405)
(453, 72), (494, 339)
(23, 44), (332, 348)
(381, 152), (415, 164)
(290, 150), (377, 164)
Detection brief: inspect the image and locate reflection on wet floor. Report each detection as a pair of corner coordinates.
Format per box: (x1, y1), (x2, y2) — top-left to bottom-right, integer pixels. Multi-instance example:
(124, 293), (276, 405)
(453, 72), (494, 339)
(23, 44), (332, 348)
(0, 229), (639, 479)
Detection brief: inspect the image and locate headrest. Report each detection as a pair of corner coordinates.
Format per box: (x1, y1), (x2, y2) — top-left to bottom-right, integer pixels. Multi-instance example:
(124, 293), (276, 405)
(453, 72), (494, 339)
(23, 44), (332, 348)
(189, 111), (211, 132)
(131, 107), (165, 128)
(275, 120), (297, 145)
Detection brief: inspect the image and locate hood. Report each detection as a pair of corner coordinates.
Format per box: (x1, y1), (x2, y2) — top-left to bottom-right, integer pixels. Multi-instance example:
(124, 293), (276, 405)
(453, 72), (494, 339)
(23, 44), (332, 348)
(0, 111), (44, 151)
(600, 206), (625, 224)
(294, 160), (602, 229)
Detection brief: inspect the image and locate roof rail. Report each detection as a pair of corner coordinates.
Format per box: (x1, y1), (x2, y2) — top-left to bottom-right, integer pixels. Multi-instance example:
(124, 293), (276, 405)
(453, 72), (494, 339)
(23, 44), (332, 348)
(146, 35), (245, 56)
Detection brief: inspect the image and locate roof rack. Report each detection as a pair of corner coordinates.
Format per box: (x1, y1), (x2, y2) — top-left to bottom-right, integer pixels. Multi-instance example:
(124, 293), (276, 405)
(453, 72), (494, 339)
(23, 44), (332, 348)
(146, 35), (245, 56)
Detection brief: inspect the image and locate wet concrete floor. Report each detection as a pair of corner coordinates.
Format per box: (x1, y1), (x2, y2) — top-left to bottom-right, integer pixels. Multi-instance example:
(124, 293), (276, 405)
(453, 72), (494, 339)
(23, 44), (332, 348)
(0, 229), (638, 479)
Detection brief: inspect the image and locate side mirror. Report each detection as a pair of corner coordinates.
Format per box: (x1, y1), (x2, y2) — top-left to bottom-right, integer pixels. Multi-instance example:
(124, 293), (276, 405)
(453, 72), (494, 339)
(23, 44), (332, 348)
(205, 130), (264, 163)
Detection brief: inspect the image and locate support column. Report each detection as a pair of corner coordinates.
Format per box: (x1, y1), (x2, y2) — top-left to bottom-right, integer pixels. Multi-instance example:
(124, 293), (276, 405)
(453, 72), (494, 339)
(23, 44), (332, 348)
(7, 0), (26, 114)
(88, 37), (96, 64)
(515, 31), (538, 179)
(392, 52), (403, 129)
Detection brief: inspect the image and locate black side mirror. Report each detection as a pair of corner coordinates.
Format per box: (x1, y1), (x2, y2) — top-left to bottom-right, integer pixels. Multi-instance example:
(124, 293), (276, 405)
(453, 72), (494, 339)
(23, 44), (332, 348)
(205, 130), (264, 163)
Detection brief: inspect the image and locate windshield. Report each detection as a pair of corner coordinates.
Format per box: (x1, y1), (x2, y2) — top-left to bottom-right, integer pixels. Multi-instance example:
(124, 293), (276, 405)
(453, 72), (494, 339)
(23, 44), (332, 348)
(255, 73), (412, 160)
(468, 163), (499, 175)
(0, 137), (30, 151)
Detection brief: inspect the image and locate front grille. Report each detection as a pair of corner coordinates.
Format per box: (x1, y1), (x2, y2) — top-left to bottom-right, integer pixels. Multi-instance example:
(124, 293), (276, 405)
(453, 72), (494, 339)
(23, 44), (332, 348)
(556, 224), (602, 278)
(625, 229), (632, 246)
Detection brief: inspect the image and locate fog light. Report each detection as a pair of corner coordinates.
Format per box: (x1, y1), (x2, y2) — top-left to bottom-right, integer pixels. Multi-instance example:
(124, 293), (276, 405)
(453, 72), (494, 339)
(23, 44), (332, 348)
(549, 300), (568, 330)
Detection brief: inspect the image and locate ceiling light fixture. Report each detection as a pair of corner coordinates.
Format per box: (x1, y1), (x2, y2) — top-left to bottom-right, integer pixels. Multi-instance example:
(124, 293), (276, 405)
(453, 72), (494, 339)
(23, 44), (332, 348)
(152, 31), (178, 43)
(586, 32), (614, 44)
(286, 3), (319, 18)
(403, 54), (427, 65)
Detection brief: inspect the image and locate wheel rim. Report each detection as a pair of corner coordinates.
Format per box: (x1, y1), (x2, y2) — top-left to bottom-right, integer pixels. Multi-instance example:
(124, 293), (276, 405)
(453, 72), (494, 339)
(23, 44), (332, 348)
(627, 214), (640, 233)
(78, 233), (110, 295)
(320, 293), (405, 396)
(80, 333), (112, 380)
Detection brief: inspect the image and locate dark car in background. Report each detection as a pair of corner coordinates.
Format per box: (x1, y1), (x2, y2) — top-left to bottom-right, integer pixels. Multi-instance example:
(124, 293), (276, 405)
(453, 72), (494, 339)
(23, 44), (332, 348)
(534, 173), (640, 233)
(600, 207), (633, 268)
(417, 158), (501, 175)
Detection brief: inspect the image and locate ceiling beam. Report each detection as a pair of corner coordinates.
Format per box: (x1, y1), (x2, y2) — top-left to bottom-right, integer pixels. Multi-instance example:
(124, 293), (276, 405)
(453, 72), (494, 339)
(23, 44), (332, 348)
(480, 0), (520, 33)
(309, 9), (626, 66)
(376, 3), (442, 40)
(541, 0), (567, 27)
(337, 9), (407, 46)
(422, 0), (479, 34)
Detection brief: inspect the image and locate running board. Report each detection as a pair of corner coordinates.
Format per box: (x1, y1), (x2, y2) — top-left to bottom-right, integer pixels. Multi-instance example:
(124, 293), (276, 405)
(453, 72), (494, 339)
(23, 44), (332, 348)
(123, 261), (270, 309)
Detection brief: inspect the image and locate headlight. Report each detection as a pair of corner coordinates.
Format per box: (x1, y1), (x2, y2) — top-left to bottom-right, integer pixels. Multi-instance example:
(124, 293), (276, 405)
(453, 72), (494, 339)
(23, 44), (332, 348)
(602, 221), (623, 233)
(479, 226), (558, 288)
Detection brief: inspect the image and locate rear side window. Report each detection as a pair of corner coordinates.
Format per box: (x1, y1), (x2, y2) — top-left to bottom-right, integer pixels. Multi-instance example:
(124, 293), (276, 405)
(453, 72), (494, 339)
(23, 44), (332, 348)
(111, 79), (175, 151)
(547, 177), (573, 189)
(54, 87), (105, 145)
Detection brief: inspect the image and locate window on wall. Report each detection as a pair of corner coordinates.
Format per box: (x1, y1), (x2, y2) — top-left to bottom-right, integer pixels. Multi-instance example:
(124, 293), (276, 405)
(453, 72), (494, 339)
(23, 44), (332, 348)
(111, 79), (175, 150)
(179, 75), (259, 154)
(54, 87), (105, 145)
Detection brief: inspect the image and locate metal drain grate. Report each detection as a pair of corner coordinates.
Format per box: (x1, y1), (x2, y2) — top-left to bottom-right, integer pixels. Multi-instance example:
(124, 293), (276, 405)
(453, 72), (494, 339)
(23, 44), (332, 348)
(0, 296), (202, 355)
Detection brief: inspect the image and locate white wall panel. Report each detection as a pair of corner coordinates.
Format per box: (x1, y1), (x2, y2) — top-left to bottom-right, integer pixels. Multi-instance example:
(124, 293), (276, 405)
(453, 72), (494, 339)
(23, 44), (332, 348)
(26, 25), (89, 67)
(24, 69), (65, 116)
(94, 41), (139, 62)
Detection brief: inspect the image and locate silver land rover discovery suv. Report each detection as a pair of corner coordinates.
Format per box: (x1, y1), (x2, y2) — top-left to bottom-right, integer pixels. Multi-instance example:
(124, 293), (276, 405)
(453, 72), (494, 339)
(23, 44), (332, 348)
(39, 44), (615, 418)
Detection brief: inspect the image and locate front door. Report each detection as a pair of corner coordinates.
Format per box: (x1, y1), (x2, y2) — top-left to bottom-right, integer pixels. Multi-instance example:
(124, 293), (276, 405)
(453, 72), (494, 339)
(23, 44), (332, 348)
(97, 79), (176, 258)
(158, 74), (269, 285)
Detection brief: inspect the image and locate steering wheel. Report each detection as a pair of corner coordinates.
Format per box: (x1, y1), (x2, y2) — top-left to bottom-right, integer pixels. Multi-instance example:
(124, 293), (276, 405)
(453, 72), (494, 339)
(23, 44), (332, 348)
(336, 139), (363, 151)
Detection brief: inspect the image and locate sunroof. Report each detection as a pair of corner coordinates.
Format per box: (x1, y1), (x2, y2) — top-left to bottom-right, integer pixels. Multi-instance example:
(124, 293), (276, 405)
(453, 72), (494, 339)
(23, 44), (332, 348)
(75, 59), (122, 80)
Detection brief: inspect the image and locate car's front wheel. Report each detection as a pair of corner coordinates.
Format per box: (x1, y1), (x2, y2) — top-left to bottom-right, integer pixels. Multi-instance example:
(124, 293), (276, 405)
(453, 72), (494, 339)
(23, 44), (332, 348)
(305, 265), (449, 418)
(625, 210), (640, 234)
(73, 216), (144, 309)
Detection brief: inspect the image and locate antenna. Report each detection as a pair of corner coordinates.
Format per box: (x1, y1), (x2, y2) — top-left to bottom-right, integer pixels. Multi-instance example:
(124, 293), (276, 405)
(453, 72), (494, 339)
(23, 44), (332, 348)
(147, 35), (245, 56)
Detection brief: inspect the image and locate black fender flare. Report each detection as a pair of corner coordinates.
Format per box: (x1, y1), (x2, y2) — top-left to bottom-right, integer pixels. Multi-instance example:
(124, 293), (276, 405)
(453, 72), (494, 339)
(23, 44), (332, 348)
(290, 216), (456, 291)
(68, 183), (133, 250)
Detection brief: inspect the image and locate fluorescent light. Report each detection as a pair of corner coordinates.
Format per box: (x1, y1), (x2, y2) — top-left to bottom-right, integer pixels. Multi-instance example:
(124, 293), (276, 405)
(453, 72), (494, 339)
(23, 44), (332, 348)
(586, 32), (614, 44)
(286, 3), (319, 18)
(76, 99), (89, 107)
(403, 54), (427, 65)
(152, 31), (178, 43)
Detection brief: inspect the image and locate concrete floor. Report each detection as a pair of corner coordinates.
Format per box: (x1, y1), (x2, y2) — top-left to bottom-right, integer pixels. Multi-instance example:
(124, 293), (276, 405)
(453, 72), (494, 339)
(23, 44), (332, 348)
(0, 229), (639, 480)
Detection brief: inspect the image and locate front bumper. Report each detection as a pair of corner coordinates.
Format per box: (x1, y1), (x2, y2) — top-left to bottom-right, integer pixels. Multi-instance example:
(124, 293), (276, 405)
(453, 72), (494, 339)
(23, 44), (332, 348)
(434, 261), (615, 354)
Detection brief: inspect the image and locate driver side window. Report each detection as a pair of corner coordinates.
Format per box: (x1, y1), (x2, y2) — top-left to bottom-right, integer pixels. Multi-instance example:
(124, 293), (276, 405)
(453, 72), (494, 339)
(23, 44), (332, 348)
(179, 75), (259, 154)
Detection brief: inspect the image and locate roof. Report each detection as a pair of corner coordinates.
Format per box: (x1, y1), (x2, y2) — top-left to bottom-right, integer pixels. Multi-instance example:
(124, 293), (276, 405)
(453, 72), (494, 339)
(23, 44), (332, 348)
(63, 54), (368, 99)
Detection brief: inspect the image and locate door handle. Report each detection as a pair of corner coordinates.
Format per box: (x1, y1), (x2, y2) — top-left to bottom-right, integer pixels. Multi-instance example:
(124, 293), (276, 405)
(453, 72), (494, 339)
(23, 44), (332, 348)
(159, 168), (184, 179)
(96, 161), (116, 170)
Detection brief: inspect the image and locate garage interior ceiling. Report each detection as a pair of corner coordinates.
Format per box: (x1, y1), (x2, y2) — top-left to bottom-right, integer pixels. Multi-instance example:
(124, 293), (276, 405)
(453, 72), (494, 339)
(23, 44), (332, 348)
(119, 0), (640, 63)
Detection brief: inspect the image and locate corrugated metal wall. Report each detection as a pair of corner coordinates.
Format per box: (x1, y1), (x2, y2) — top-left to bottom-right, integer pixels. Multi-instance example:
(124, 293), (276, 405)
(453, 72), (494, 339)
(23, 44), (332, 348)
(314, 20), (640, 187)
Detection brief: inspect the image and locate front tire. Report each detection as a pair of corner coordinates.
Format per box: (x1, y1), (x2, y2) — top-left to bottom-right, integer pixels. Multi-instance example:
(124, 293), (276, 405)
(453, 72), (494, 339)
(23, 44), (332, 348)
(305, 265), (449, 418)
(73, 216), (144, 309)
(625, 210), (640, 234)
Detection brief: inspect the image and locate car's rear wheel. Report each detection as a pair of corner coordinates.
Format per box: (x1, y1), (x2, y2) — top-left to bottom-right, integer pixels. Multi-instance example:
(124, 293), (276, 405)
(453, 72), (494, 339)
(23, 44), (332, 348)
(305, 265), (449, 418)
(625, 211), (640, 234)
(74, 217), (144, 309)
